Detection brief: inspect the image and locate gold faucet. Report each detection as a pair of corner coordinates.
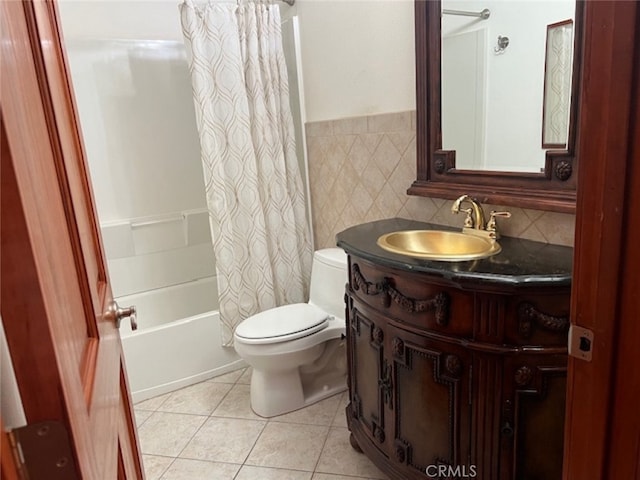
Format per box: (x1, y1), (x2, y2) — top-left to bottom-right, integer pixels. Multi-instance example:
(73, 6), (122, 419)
(451, 195), (511, 239)
(451, 195), (486, 230)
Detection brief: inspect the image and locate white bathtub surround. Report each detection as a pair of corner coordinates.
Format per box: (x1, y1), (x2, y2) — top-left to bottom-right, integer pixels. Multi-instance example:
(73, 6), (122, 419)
(101, 209), (215, 297)
(180, 1), (312, 345)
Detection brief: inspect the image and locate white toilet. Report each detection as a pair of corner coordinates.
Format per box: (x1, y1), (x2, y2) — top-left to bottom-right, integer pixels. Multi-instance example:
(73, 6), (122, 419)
(233, 248), (348, 417)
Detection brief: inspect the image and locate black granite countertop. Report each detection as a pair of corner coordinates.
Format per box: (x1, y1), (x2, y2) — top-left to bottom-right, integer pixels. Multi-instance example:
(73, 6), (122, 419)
(336, 218), (573, 288)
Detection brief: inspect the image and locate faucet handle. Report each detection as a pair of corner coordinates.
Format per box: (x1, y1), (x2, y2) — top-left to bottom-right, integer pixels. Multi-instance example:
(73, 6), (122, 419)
(486, 211), (511, 236)
(460, 208), (474, 228)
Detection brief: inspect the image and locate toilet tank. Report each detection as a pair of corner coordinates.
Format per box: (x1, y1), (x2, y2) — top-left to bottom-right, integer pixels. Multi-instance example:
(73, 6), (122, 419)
(308, 248), (348, 320)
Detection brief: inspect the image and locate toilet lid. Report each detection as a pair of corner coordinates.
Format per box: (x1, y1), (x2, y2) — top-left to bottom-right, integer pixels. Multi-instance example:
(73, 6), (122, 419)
(234, 303), (329, 345)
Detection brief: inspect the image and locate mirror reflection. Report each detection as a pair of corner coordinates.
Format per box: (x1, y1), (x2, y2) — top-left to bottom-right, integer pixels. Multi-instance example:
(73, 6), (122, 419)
(441, 0), (575, 172)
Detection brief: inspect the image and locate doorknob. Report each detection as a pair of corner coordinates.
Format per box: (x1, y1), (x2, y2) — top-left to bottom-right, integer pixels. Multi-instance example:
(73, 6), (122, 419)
(107, 301), (138, 331)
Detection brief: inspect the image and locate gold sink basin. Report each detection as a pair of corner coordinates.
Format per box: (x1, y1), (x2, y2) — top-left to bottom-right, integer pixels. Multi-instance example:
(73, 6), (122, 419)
(377, 230), (501, 261)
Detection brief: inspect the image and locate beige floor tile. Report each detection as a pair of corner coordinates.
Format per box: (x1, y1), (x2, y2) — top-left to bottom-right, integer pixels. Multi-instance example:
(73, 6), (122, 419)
(158, 381), (233, 415)
(135, 379), (390, 479)
(246, 422), (329, 471)
(135, 392), (172, 411)
(235, 465), (313, 480)
(138, 412), (207, 457)
(237, 366), (252, 384)
(207, 368), (245, 384)
(331, 393), (349, 428)
(312, 474), (381, 480)
(135, 409), (153, 427)
(159, 458), (240, 479)
(211, 384), (263, 420)
(180, 416), (266, 464)
(316, 428), (388, 479)
(272, 393), (343, 426)
(142, 455), (173, 480)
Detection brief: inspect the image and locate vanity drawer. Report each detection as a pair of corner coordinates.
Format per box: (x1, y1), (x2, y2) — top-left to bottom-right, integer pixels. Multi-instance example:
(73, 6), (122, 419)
(504, 291), (571, 347)
(348, 257), (474, 337)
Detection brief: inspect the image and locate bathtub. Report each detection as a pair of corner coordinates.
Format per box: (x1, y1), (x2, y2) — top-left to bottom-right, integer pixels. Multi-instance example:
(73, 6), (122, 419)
(118, 276), (245, 403)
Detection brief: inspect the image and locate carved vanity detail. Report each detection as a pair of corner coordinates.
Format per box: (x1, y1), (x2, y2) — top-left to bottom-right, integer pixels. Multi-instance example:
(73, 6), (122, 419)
(337, 219), (572, 480)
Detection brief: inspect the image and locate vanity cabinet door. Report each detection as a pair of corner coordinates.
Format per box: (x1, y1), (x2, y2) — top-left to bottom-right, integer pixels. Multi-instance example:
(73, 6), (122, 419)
(346, 299), (388, 453)
(389, 324), (472, 479)
(499, 354), (567, 480)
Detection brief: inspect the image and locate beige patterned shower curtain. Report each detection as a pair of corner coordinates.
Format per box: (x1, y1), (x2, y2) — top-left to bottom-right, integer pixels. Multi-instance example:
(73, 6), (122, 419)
(180, 0), (312, 346)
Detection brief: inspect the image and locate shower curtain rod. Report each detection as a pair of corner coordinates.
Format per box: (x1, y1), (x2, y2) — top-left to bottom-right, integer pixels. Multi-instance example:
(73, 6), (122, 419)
(282, 0), (294, 5)
(442, 8), (490, 20)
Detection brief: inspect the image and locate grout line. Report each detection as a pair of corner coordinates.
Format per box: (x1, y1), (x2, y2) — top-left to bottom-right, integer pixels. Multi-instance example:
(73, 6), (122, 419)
(233, 464), (315, 480)
(236, 413), (270, 469)
(143, 410), (216, 420)
(208, 381), (239, 418)
(154, 455), (177, 480)
(310, 424), (332, 476)
(142, 370), (372, 479)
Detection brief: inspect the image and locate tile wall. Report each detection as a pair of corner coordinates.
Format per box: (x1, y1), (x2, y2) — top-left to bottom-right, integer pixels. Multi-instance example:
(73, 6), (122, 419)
(306, 111), (576, 249)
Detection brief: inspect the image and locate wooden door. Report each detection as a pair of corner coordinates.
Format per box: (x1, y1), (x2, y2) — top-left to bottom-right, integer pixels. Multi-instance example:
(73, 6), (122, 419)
(1, 1), (144, 478)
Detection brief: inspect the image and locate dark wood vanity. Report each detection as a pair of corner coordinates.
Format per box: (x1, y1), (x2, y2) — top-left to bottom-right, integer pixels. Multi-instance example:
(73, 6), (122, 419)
(337, 218), (572, 480)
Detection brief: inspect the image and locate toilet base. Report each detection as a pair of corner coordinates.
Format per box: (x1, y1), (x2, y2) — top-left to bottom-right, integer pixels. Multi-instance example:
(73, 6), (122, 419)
(250, 367), (304, 417)
(248, 340), (348, 418)
(250, 368), (347, 418)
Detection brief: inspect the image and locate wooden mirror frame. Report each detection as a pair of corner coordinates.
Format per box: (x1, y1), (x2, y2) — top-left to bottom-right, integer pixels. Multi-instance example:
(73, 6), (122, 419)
(409, 0), (585, 213)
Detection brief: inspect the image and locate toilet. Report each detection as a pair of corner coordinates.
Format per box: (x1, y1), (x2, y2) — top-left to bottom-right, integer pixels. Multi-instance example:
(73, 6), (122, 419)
(233, 248), (348, 417)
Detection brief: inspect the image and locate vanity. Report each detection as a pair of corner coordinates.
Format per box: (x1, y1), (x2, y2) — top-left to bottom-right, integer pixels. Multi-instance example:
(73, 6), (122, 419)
(337, 216), (572, 480)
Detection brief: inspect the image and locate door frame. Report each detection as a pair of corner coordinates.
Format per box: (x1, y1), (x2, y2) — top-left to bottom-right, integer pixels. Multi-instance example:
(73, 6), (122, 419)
(562, 1), (640, 478)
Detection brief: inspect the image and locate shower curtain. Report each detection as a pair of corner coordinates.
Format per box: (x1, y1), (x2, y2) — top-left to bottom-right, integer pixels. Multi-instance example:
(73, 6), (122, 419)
(180, 0), (312, 346)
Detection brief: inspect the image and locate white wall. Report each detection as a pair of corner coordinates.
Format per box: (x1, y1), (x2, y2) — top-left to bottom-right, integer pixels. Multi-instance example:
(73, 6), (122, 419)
(59, 0), (417, 168)
(297, 0), (416, 122)
(58, 1), (186, 41)
(59, 0), (298, 40)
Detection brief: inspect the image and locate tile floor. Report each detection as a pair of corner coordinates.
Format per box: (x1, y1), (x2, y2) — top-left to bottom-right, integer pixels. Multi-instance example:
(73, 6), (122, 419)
(135, 367), (389, 480)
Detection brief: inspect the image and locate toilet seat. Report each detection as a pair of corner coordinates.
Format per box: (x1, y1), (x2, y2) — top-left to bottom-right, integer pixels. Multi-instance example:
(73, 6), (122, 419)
(234, 303), (329, 345)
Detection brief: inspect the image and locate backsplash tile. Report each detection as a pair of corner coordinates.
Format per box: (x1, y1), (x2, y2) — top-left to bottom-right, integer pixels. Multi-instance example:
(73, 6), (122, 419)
(306, 111), (576, 249)
(367, 111), (412, 133)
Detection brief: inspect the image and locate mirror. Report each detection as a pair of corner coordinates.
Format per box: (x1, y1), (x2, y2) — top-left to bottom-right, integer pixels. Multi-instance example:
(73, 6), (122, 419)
(410, 0), (584, 212)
